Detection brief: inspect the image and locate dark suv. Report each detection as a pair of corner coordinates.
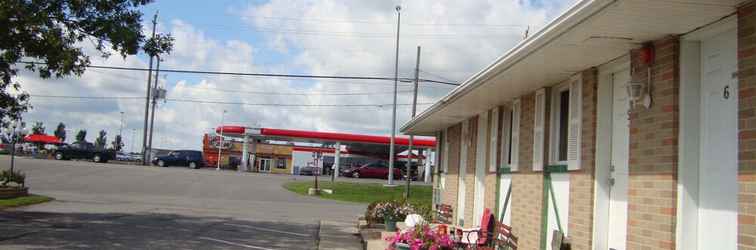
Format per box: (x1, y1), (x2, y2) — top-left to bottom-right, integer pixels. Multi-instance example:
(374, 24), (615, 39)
(152, 150), (204, 169)
(54, 142), (115, 163)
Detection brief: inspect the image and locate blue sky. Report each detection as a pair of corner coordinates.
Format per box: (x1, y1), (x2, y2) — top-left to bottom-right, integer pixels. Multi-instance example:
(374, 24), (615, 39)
(18, 0), (576, 151)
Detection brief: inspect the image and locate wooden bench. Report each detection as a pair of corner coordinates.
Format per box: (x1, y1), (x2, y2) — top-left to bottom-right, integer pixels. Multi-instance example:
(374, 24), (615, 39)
(479, 221), (518, 250)
(433, 204), (454, 224)
(432, 204), (453, 235)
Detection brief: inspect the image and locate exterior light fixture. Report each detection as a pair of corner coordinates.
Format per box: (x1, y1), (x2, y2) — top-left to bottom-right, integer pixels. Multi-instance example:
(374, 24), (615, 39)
(627, 76), (651, 109)
(628, 45), (654, 109)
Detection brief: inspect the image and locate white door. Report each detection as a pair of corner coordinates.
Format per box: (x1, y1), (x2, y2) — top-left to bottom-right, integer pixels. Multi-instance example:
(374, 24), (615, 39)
(607, 69), (630, 250)
(260, 158), (272, 172)
(457, 121), (469, 225)
(547, 173), (570, 250)
(473, 113), (488, 226)
(698, 28), (738, 250)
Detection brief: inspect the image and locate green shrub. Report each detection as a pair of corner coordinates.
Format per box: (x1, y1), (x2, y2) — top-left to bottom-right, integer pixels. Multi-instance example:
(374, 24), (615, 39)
(0, 169), (25, 187)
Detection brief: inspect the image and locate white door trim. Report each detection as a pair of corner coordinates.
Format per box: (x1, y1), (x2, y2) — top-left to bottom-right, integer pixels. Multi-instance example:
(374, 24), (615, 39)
(474, 112), (489, 226)
(457, 120), (470, 226)
(678, 15), (738, 250)
(592, 55), (630, 250)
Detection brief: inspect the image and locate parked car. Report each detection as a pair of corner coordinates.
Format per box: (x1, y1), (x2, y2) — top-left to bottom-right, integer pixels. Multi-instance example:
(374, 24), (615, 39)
(299, 165), (320, 176)
(115, 152), (131, 161)
(151, 150), (204, 169)
(348, 161), (402, 179)
(53, 142), (115, 163)
(130, 153), (143, 162)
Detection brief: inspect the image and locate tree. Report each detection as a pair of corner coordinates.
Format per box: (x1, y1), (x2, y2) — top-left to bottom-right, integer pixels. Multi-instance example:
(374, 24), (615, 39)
(31, 122), (44, 135)
(0, 1), (174, 127)
(75, 130), (87, 143)
(112, 135), (124, 152)
(54, 123), (66, 142)
(95, 130), (107, 150)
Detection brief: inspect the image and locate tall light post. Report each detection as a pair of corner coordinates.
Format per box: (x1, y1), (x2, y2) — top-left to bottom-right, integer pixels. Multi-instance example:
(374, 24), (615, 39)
(8, 119), (21, 173)
(119, 111), (125, 137)
(130, 129), (136, 153)
(387, 5), (401, 186)
(216, 109), (227, 171)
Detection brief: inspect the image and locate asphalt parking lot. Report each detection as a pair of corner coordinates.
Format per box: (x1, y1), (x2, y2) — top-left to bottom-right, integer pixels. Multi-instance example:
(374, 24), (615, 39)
(0, 156), (366, 249)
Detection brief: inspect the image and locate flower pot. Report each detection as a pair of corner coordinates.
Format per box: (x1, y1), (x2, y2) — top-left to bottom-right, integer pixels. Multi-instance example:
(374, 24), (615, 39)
(394, 242), (410, 250)
(384, 218), (397, 232)
(0, 186), (28, 199)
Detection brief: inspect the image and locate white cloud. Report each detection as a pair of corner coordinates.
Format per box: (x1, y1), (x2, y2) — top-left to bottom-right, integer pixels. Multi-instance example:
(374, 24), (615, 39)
(17, 0), (574, 152)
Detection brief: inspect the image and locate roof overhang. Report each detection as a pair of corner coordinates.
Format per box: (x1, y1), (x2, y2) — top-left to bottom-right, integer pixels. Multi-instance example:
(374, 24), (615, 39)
(402, 0), (742, 135)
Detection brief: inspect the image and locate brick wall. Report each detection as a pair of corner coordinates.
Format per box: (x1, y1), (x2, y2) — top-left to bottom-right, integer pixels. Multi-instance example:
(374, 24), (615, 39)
(567, 68), (598, 249)
(464, 116), (478, 226)
(443, 124), (462, 223)
(740, 1), (756, 249)
(626, 36), (679, 250)
(511, 93), (545, 250)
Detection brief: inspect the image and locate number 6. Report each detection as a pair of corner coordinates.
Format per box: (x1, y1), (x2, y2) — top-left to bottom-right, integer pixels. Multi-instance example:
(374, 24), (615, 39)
(724, 85), (730, 99)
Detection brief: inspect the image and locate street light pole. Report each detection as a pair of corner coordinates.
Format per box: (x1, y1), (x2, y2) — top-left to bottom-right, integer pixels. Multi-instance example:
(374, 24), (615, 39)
(216, 110), (227, 171)
(388, 5), (401, 186)
(130, 129), (136, 153)
(9, 120), (19, 173)
(119, 112), (124, 137)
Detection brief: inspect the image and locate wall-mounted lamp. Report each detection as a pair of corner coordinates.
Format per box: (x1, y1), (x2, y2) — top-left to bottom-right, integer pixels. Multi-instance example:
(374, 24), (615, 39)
(628, 45), (654, 109)
(627, 73), (651, 109)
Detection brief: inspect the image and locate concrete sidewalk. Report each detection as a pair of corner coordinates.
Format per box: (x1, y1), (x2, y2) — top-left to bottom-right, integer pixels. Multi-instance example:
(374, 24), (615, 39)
(318, 220), (362, 250)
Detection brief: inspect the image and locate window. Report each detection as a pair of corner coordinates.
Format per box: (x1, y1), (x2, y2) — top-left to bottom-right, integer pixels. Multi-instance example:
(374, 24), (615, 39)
(509, 99), (521, 171)
(276, 158), (287, 169)
(550, 83), (570, 165)
(549, 75), (583, 170)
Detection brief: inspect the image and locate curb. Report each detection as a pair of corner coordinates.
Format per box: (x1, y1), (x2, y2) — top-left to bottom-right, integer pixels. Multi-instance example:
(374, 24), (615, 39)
(317, 220), (362, 250)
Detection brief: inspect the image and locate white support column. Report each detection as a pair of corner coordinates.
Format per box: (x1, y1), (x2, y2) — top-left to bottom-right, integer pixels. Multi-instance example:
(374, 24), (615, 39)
(333, 142), (341, 181)
(250, 138), (257, 172)
(424, 148), (431, 183)
(241, 135), (249, 172)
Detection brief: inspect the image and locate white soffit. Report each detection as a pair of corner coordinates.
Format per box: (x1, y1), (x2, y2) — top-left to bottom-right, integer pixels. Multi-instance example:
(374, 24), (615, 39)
(402, 0), (740, 135)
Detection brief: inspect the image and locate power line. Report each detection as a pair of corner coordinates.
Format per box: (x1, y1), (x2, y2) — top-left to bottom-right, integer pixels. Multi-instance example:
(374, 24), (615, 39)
(19, 61), (460, 86)
(27, 94), (433, 108)
(178, 85), (414, 96)
(165, 98), (433, 107)
(419, 69), (459, 85)
(195, 24), (523, 38)
(236, 14), (529, 27)
(29, 95), (143, 100)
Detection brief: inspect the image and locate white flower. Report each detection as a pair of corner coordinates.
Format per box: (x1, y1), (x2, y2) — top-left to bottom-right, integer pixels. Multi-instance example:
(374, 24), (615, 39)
(404, 214), (425, 228)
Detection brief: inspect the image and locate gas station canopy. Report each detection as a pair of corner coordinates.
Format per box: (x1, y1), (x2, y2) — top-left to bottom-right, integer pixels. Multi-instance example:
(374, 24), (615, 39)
(215, 126), (436, 158)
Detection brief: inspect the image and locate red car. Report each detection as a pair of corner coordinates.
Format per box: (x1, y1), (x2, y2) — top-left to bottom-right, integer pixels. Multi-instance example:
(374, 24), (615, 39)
(348, 161), (403, 179)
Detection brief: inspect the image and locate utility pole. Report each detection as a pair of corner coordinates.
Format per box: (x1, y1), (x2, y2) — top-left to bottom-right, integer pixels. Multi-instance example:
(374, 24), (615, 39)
(387, 5), (401, 186)
(405, 46), (421, 200)
(147, 56), (161, 156)
(141, 11), (158, 165)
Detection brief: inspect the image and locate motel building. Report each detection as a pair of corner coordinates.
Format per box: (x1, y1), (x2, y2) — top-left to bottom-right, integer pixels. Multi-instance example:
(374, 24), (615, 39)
(400, 0), (755, 249)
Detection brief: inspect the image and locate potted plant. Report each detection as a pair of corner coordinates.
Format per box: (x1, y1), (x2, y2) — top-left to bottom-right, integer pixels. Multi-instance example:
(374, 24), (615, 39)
(385, 222), (453, 250)
(372, 200), (415, 232)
